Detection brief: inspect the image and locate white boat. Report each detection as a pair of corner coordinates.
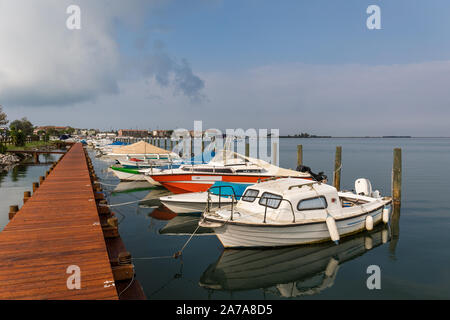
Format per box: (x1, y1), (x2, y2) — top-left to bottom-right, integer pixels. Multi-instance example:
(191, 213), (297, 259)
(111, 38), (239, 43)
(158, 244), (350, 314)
(199, 177), (392, 248)
(145, 150), (323, 194)
(160, 181), (251, 214)
(110, 166), (160, 184)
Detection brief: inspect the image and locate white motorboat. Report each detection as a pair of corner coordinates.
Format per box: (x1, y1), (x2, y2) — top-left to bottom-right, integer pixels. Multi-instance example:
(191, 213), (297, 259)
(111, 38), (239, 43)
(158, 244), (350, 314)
(160, 181), (251, 214)
(199, 177), (392, 248)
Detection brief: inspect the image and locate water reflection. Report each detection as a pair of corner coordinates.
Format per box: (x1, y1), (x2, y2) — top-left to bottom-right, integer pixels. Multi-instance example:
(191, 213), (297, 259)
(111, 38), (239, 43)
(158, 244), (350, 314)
(112, 181), (154, 194)
(199, 224), (390, 298)
(159, 212), (214, 236)
(10, 165), (29, 182)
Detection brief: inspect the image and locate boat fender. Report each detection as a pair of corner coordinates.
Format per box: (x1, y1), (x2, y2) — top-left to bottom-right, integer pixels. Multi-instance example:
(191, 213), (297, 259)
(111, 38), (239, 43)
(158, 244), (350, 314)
(382, 229), (388, 244)
(365, 236), (373, 250)
(382, 207), (390, 224)
(325, 257), (339, 277)
(365, 215), (373, 231)
(326, 216), (340, 244)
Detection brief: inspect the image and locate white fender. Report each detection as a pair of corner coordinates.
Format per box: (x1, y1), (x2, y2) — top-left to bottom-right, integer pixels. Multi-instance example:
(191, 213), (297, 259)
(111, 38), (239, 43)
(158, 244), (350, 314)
(382, 229), (388, 244)
(325, 257), (339, 277)
(326, 216), (340, 244)
(365, 215), (373, 231)
(364, 236), (373, 250)
(382, 207), (390, 224)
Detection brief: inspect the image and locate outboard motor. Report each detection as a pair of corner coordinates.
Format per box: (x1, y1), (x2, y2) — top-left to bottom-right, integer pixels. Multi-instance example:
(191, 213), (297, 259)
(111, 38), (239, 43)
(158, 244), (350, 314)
(355, 178), (372, 196)
(296, 165), (328, 183)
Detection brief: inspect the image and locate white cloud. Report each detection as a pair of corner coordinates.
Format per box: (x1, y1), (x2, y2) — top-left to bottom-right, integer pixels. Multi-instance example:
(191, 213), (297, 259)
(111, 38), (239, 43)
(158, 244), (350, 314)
(0, 0), (204, 107)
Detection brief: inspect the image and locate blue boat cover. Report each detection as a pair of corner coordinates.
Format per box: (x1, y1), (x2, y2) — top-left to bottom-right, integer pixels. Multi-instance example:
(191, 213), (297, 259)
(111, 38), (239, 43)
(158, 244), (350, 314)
(208, 181), (251, 199)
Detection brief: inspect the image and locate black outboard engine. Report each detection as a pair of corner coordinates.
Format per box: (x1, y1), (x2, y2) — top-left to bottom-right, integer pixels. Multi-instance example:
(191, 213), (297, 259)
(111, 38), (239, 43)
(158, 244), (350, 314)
(296, 165), (327, 183)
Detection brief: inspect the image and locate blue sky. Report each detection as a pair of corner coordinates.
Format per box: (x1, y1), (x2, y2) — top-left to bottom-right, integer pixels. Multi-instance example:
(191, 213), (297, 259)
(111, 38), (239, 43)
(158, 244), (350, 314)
(1, 0), (450, 136)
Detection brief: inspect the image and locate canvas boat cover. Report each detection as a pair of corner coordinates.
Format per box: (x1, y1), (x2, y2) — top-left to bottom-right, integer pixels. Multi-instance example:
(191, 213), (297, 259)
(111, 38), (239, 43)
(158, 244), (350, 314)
(112, 141), (171, 155)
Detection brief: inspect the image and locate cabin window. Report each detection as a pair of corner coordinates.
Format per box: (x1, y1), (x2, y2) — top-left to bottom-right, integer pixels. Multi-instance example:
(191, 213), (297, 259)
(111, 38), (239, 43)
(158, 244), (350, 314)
(181, 167), (192, 172)
(195, 168), (215, 173)
(242, 189), (259, 202)
(214, 168), (233, 173)
(259, 192), (283, 209)
(235, 169), (262, 173)
(297, 196), (327, 211)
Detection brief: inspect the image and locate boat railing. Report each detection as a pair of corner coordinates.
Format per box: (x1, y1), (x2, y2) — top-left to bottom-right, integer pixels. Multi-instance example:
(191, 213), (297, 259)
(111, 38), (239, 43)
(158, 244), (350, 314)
(206, 186), (240, 212)
(206, 192), (297, 223)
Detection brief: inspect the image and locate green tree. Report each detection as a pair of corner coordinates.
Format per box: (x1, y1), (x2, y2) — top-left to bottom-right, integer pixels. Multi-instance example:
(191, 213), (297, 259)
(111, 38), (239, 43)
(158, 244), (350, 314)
(10, 129), (25, 147)
(9, 118), (34, 137)
(0, 105), (7, 127)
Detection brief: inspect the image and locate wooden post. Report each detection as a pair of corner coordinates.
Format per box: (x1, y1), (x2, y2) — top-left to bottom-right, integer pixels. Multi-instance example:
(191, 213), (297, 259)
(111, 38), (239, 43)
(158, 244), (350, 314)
(333, 146), (342, 191)
(39, 176), (45, 184)
(297, 145), (303, 167)
(164, 139), (167, 150)
(9, 205), (19, 220)
(392, 148), (402, 204)
(23, 191), (31, 204)
(202, 140), (205, 152)
(245, 143), (250, 157)
(389, 202), (401, 255)
(33, 152), (40, 164)
(32, 182), (39, 193)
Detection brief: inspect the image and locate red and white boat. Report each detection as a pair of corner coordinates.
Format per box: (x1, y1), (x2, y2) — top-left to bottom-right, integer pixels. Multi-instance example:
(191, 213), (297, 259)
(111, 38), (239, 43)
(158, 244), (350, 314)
(145, 151), (324, 194)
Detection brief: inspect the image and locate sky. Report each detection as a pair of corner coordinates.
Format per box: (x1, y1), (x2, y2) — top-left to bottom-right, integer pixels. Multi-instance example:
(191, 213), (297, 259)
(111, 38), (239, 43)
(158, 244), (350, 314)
(1, 0), (450, 136)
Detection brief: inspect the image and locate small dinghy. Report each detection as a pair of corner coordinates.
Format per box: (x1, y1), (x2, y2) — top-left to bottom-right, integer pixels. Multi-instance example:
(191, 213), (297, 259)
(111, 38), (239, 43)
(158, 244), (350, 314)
(160, 181), (251, 214)
(199, 178), (392, 248)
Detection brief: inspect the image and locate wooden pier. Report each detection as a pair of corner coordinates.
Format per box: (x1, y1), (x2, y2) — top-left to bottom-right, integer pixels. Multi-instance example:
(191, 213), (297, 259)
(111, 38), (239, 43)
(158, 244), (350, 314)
(0, 143), (144, 300)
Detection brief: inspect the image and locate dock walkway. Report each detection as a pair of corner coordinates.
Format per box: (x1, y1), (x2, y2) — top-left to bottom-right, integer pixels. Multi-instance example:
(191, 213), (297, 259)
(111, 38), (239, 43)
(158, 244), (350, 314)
(0, 143), (118, 299)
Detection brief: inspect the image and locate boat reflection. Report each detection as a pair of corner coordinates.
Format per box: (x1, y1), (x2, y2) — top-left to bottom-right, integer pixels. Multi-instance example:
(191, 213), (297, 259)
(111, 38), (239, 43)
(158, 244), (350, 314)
(149, 205), (178, 221)
(139, 188), (172, 208)
(159, 213), (214, 236)
(112, 181), (154, 194)
(199, 224), (390, 297)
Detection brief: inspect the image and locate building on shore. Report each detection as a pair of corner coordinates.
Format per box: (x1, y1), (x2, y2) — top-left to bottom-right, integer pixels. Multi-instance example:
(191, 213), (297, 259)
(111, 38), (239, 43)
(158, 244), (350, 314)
(118, 129), (150, 138)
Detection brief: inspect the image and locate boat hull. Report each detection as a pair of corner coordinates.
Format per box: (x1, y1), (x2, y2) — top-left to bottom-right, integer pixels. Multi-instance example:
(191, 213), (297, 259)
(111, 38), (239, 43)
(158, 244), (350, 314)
(206, 207), (386, 248)
(111, 167), (159, 184)
(151, 174), (312, 194)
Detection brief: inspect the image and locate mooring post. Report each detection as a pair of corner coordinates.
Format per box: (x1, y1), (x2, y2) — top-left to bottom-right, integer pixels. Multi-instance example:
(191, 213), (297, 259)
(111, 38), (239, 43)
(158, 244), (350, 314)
(164, 139), (167, 150)
(333, 146), (342, 191)
(23, 191), (31, 204)
(245, 142), (250, 157)
(392, 148), (402, 204)
(32, 182), (39, 193)
(297, 145), (303, 167)
(39, 176), (45, 185)
(9, 205), (19, 220)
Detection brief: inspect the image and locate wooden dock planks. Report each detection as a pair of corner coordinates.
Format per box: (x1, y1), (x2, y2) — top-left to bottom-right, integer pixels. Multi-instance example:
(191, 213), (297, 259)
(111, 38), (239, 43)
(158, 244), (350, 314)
(0, 143), (118, 300)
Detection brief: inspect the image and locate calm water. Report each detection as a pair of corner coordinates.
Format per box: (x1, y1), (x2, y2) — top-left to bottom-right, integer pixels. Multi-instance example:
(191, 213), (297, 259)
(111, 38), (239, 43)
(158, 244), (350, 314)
(0, 154), (62, 231)
(1, 138), (450, 299)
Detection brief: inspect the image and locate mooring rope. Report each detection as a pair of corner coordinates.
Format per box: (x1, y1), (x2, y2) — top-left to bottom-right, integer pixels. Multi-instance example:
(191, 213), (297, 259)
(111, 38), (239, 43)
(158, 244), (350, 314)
(99, 199), (141, 207)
